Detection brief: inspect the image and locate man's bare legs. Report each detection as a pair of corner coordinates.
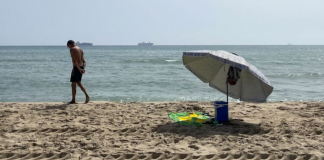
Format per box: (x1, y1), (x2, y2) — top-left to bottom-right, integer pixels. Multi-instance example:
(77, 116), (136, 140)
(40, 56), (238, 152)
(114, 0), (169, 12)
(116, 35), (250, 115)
(77, 81), (90, 103)
(69, 82), (77, 104)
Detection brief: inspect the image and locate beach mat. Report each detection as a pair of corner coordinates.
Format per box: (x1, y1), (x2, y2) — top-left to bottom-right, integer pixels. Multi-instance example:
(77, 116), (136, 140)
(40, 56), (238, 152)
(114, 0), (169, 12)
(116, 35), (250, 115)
(168, 112), (213, 127)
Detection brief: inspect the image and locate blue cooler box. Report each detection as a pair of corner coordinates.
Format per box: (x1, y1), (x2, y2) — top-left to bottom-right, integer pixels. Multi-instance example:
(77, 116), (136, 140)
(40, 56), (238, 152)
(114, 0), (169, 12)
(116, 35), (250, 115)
(214, 101), (229, 122)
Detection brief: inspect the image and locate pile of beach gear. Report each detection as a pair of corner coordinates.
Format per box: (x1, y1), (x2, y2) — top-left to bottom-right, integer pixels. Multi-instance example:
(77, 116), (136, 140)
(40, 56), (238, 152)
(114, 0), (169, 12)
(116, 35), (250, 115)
(168, 111), (217, 127)
(168, 101), (230, 127)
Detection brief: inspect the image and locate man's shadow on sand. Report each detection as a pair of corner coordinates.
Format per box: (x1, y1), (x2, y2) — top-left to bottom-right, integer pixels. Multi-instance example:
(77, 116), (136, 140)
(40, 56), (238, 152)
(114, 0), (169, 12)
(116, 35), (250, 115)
(30, 103), (76, 111)
(152, 119), (269, 138)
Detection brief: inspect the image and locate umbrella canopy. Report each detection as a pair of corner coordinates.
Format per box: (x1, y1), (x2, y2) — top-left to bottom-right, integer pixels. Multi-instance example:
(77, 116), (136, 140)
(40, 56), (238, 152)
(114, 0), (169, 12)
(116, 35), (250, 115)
(183, 50), (273, 103)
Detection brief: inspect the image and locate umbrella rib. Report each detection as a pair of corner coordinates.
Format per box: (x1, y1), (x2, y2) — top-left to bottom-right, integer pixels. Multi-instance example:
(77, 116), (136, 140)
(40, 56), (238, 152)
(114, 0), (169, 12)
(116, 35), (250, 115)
(209, 64), (228, 96)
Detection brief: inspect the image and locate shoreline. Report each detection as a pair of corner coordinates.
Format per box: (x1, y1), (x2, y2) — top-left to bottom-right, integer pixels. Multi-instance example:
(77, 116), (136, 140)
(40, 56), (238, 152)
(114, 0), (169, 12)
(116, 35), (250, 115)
(0, 100), (323, 104)
(0, 101), (323, 159)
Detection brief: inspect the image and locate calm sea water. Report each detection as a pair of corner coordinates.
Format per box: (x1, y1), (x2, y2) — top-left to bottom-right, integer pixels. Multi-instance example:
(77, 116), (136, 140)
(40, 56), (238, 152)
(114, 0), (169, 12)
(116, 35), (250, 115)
(0, 45), (323, 102)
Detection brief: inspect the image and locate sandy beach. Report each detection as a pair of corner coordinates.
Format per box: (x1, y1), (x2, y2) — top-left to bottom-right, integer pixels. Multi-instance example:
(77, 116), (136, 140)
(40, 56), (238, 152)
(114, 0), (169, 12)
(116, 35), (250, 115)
(0, 101), (323, 159)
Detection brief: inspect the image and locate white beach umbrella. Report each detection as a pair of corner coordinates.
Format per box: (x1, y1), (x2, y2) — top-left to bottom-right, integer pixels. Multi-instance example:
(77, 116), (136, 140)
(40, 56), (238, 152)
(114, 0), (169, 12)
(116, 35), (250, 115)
(183, 50), (273, 103)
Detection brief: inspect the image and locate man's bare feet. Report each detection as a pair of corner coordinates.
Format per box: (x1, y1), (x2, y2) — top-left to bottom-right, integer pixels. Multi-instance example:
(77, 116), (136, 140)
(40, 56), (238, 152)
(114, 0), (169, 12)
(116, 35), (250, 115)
(68, 100), (76, 104)
(85, 96), (90, 104)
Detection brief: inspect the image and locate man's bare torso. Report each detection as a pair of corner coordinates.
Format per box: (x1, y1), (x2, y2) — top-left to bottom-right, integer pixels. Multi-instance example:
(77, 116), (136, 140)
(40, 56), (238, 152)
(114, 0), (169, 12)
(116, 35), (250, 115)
(70, 46), (84, 67)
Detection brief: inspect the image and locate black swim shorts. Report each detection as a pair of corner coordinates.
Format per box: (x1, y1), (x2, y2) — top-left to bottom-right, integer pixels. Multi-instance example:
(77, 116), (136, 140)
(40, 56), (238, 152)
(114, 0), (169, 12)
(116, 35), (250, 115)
(70, 66), (83, 82)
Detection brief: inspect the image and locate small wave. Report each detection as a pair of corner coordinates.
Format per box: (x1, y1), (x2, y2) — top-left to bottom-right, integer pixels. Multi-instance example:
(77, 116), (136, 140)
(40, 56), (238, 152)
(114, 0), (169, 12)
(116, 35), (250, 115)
(268, 72), (322, 78)
(309, 73), (321, 76)
(165, 60), (178, 62)
(287, 74), (300, 77)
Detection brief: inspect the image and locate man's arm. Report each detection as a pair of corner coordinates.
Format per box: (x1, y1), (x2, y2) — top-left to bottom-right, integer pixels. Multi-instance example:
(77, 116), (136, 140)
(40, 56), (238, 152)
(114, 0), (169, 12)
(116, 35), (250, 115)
(70, 49), (82, 72)
(82, 50), (86, 70)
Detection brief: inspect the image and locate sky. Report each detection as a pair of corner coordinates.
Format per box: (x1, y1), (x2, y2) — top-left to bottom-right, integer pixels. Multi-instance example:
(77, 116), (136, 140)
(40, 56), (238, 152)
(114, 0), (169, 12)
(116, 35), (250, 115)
(0, 0), (323, 45)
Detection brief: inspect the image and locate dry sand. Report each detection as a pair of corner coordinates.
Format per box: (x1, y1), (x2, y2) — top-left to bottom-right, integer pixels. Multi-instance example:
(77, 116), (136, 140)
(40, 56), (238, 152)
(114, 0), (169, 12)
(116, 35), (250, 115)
(0, 101), (323, 160)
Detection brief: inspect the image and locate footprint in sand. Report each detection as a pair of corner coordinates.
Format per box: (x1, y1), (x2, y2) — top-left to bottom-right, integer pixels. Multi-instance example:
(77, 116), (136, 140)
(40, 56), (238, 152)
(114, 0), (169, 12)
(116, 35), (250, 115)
(188, 145), (199, 150)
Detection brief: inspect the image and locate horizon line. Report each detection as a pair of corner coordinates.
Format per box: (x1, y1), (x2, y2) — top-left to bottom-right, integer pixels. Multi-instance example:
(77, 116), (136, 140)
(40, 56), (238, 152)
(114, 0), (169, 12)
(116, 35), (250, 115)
(1, 44), (324, 47)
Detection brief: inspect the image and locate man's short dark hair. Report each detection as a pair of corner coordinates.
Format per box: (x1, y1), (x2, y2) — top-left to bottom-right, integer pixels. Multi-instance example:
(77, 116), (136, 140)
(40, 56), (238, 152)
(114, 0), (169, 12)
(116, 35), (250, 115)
(67, 40), (75, 46)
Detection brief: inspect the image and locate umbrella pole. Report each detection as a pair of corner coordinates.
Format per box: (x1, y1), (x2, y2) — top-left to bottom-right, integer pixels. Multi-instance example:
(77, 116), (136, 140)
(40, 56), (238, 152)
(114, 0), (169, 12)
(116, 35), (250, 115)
(226, 80), (228, 104)
(226, 78), (229, 122)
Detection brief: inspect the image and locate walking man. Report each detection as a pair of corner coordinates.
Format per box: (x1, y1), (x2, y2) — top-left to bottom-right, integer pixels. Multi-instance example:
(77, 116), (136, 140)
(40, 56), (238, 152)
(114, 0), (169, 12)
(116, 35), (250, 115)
(67, 40), (90, 104)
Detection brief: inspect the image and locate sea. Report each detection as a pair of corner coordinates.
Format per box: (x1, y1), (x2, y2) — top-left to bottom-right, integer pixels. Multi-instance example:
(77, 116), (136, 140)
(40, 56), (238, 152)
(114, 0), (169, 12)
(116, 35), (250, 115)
(0, 45), (323, 103)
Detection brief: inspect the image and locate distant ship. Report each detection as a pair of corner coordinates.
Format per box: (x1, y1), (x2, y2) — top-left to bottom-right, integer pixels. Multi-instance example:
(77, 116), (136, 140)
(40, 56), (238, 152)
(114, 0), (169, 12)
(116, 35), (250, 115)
(138, 42), (153, 46)
(76, 41), (93, 46)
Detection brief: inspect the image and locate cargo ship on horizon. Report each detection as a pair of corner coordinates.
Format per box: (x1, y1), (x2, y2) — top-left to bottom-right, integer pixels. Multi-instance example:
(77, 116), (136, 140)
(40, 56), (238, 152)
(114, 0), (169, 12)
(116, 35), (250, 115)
(76, 41), (93, 46)
(138, 42), (153, 46)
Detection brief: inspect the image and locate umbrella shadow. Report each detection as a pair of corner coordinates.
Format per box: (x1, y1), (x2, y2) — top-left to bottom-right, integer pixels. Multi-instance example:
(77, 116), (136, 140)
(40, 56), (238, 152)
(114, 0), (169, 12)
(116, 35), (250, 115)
(30, 103), (70, 111)
(153, 119), (269, 138)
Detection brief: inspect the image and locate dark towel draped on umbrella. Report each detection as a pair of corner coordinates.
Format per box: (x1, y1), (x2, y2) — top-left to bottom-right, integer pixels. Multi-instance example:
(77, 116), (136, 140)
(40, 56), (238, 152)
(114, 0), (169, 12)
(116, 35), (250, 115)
(227, 66), (242, 85)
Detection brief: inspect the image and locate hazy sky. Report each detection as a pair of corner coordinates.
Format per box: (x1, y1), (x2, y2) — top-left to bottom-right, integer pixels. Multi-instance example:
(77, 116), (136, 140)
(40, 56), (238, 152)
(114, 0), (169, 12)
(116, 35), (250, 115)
(0, 0), (323, 45)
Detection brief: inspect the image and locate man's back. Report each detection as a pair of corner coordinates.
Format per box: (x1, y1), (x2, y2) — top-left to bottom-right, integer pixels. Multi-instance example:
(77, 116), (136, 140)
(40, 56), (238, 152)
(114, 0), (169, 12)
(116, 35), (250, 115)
(70, 46), (84, 66)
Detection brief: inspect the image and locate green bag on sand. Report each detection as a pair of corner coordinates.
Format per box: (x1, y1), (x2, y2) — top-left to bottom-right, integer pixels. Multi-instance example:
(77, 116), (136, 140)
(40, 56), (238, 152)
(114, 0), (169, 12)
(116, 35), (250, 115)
(168, 112), (211, 127)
